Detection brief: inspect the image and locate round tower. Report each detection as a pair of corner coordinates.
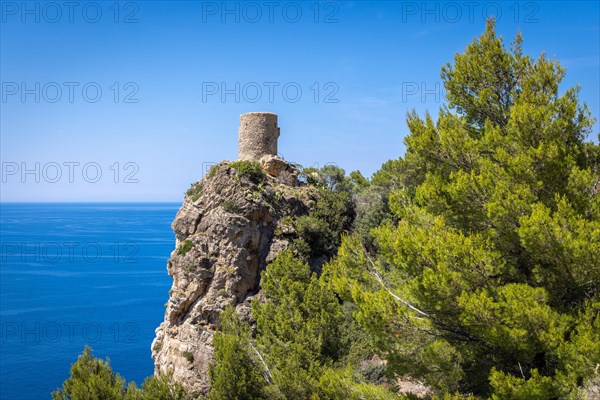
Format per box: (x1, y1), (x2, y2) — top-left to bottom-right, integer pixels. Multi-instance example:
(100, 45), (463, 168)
(238, 112), (280, 161)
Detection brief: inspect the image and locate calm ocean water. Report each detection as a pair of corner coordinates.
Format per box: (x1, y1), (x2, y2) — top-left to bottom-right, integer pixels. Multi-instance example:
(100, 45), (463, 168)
(0, 203), (180, 400)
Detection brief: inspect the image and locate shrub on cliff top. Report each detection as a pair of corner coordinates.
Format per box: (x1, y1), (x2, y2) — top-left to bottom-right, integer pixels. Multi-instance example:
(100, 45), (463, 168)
(208, 164), (221, 178)
(229, 160), (266, 184)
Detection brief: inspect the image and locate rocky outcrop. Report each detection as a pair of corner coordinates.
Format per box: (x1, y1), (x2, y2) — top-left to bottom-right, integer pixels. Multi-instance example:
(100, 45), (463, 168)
(259, 155), (299, 186)
(152, 159), (316, 396)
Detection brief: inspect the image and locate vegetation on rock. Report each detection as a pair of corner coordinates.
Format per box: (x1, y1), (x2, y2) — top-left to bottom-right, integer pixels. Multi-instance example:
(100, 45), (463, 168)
(208, 250), (393, 399)
(177, 240), (193, 256)
(186, 183), (203, 202)
(229, 160), (266, 184)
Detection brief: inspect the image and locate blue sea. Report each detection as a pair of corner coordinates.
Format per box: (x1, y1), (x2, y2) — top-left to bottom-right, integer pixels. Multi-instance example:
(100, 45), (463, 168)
(0, 203), (180, 400)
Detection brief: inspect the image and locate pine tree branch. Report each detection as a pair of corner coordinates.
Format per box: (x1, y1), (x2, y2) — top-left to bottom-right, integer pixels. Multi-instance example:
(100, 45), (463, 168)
(358, 245), (480, 344)
(249, 342), (273, 385)
(359, 245), (431, 319)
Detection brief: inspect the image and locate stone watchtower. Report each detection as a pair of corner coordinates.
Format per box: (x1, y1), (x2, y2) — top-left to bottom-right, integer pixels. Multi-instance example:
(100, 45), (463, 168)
(238, 112), (280, 161)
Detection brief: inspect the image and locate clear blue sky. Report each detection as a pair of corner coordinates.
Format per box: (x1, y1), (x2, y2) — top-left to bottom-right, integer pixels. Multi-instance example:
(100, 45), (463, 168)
(1, 0), (598, 202)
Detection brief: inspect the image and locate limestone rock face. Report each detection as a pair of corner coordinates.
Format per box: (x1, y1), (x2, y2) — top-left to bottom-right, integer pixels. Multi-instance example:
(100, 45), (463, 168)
(152, 160), (316, 396)
(260, 155), (299, 186)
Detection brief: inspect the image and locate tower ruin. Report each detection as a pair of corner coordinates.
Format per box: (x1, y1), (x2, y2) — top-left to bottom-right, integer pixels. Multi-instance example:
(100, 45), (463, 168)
(238, 112), (280, 161)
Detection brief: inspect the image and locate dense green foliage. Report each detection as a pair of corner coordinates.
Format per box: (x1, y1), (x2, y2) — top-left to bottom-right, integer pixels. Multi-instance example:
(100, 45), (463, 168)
(293, 188), (355, 260)
(229, 160), (266, 184)
(353, 163), (400, 249)
(52, 346), (187, 400)
(291, 165), (356, 261)
(209, 307), (267, 400)
(209, 251), (398, 399)
(253, 250), (343, 398)
(327, 20), (599, 398)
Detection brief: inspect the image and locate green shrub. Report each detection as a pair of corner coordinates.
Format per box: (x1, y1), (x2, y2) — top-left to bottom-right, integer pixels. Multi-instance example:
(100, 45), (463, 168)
(284, 186), (355, 261)
(185, 182), (202, 202)
(299, 189), (355, 259)
(280, 215), (294, 226)
(251, 250), (345, 399)
(177, 240), (193, 256)
(129, 373), (187, 400)
(248, 190), (261, 201)
(229, 160), (265, 184)
(290, 238), (312, 260)
(294, 216), (329, 258)
(208, 164), (221, 178)
(182, 351), (194, 363)
(299, 165), (354, 193)
(222, 201), (237, 213)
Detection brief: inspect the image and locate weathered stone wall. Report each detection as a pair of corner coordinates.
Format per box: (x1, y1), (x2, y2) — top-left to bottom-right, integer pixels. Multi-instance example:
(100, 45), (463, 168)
(238, 112), (279, 161)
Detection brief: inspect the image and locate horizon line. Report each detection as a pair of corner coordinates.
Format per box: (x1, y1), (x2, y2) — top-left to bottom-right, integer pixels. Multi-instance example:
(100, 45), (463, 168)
(0, 201), (183, 204)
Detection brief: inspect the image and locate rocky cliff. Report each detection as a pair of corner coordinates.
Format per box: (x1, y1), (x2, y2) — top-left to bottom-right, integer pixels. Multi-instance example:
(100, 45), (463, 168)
(151, 157), (317, 396)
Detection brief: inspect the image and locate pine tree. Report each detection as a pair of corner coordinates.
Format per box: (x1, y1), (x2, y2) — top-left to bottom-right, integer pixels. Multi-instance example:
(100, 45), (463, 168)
(327, 19), (599, 398)
(251, 250), (343, 398)
(53, 346), (187, 400)
(208, 306), (268, 400)
(52, 346), (127, 400)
